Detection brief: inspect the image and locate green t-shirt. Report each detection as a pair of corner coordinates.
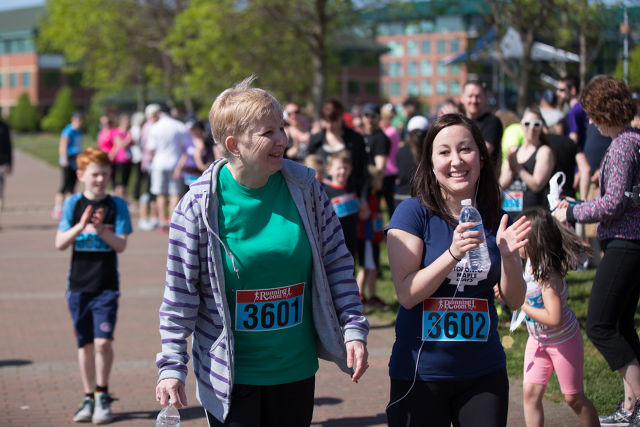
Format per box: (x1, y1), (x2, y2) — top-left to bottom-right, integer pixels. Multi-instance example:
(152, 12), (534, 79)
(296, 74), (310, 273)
(217, 165), (318, 385)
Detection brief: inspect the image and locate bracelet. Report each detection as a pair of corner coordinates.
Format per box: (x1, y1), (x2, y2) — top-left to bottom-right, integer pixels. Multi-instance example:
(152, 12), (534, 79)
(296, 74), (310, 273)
(448, 247), (462, 262)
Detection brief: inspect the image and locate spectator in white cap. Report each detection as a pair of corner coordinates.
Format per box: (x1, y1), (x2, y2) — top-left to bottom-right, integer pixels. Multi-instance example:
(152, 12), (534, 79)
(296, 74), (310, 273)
(394, 115), (430, 206)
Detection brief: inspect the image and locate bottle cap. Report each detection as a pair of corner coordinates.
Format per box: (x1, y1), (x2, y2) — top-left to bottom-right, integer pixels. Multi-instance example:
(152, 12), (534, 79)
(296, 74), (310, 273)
(461, 199), (472, 206)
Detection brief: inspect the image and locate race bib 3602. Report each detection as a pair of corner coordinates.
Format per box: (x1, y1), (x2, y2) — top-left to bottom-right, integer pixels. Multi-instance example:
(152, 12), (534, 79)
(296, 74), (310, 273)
(235, 283), (305, 332)
(422, 297), (490, 342)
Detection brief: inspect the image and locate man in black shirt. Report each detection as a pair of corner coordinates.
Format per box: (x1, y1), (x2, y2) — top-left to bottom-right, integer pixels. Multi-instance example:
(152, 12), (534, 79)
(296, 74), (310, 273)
(461, 80), (503, 174)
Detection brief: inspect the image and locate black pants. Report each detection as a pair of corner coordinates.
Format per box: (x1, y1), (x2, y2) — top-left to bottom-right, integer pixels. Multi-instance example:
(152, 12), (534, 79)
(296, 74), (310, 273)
(206, 375), (315, 427)
(59, 161), (77, 194)
(386, 368), (509, 427)
(586, 239), (640, 371)
(382, 175), (397, 217)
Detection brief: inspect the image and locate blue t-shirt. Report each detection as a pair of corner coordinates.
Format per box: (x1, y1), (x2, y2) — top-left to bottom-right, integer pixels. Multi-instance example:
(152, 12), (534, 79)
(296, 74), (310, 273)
(385, 198), (506, 381)
(59, 193), (132, 293)
(61, 124), (84, 157)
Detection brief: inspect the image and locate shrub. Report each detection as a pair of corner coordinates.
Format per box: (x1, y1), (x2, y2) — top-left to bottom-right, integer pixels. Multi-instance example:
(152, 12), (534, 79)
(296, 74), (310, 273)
(9, 93), (39, 132)
(41, 87), (76, 133)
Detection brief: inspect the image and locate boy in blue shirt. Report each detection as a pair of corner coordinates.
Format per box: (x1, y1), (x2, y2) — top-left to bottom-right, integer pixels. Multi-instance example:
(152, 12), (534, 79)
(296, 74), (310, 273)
(55, 147), (132, 424)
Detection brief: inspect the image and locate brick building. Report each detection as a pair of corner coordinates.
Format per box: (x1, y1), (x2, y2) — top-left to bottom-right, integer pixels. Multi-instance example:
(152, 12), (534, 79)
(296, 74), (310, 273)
(0, 6), (92, 118)
(369, 1), (488, 114)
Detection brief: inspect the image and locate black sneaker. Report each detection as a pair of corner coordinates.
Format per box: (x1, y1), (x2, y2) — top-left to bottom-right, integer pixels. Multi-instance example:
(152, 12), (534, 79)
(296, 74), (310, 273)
(599, 401), (632, 426)
(628, 399), (640, 427)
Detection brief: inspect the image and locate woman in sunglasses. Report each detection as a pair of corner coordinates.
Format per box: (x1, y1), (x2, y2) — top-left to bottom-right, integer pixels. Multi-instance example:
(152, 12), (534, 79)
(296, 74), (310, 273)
(499, 106), (555, 212)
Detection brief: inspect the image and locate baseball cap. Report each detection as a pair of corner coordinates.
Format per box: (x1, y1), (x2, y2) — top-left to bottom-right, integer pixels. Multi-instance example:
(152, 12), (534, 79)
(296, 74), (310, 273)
(407, 115), (429, 132)
(362, 103), (381, 116)
(144, 104), (161, 119)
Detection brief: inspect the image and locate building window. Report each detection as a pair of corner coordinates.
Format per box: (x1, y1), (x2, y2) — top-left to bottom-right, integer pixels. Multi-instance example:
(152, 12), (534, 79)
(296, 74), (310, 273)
(436, 80), (447, 95)
(450, 63), (461, 75)
(0, 74), (3, 87)
(348, 81), (359, 95)
(406, 40), (418, 56)
(420, 60), (432, 76)
(387, 41), (404, 57)
(9, 73), (17, 87)
(380, 82), (387, 96)
(388, 62), (402, 77)
(436, 61), (447, 76)
(43, 70), (60, 87)
(437, 40), (446, 54)
(421, 40), (431, 54)
(407, 61), (418, 76)
(68, 72), (82, 87)
(407, 81), (418, 96)
(451, 39), (460, 53)
(22, 72), (30, 88)
(389, 82), (402, 96)
(421, 81), (433, 96)
(378, 22), (404, 36)
(406, 23), (422, 35)
(364, 81), (376, 95)
(449, 81), (461, 95)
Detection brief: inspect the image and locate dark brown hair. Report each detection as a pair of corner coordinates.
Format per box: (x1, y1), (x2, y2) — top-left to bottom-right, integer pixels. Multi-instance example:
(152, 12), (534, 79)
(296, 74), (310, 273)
(411, 113), (500, 228)
(517, 207), (591, 283)
(580, 75), (637, 128)
(322, 99), (344, 122)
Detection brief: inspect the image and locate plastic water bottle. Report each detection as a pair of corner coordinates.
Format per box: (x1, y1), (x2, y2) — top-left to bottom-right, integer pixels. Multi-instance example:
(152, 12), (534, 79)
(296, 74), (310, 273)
(459, 199), (491, 271)
(156, 401), (180, 427)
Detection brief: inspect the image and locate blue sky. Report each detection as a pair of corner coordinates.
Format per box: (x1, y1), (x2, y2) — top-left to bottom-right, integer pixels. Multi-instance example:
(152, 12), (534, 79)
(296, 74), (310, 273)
(0, 0), (45, 12)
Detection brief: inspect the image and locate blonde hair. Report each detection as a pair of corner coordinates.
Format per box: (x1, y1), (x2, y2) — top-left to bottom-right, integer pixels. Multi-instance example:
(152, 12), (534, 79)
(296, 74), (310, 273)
(304, 154), (326, 171)
(208, 75), (283, 159)
(77, 147), (111, 171)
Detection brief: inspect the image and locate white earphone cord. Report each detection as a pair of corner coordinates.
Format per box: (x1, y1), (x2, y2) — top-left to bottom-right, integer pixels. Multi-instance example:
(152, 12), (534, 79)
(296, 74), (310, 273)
(386, 257), (468, 410)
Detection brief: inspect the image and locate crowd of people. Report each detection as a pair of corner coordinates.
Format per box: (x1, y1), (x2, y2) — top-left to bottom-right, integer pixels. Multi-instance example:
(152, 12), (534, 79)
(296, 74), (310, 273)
(39, 73), (640, 426)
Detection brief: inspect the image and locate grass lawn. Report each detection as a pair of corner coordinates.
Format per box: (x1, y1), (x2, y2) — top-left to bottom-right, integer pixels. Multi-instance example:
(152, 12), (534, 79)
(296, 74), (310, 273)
(13, 132), (62, 167)
(16, 132), (629, 415)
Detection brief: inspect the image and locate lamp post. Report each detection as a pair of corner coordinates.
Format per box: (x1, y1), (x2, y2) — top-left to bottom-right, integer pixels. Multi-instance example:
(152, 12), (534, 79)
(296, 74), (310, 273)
(620, 7), (630, 85)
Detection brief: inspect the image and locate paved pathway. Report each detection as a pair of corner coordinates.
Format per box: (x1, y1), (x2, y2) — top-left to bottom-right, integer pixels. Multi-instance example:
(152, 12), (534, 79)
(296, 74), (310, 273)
(0, 150), (579, 426)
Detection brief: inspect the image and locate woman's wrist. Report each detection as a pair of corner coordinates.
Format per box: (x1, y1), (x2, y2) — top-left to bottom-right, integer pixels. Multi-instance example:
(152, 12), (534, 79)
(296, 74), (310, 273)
(448, 247), (462, 262)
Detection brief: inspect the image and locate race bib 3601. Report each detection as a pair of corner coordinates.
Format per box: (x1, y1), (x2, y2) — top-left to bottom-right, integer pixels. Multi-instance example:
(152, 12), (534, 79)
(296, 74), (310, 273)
(422, 297), (490, 342)
(235, 283), (305, 332)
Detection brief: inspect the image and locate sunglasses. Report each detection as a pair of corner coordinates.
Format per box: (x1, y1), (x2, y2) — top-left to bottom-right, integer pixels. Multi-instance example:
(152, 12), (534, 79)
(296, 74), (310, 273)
(556, 88), (567, 93)
(363, 112), (378, 118)
(287, 110), (300, 115)
(522, 120), (543, 129)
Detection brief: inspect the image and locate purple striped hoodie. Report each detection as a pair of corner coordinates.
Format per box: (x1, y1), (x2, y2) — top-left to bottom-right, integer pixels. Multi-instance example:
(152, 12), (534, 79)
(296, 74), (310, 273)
(156, 158), (369, 422)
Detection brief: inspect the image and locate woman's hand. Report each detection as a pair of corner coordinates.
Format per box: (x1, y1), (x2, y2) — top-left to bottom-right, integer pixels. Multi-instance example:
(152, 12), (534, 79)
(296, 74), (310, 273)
(507, 146), (519, 172)
(346, 340), (368, 382)
(449, 222), (485, 261)
(496, 214), (530, 257)
(156, 378), (188, 408)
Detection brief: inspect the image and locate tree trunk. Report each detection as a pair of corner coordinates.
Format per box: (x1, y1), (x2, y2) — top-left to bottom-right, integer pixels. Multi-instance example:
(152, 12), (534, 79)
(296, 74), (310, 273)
(310, 0), (328, 118)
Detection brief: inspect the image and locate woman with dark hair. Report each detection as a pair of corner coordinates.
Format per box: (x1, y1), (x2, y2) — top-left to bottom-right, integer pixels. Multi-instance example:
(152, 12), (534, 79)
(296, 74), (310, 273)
(385, 114), (531, 426)
(554, 75), (640, 425)
(499, 106), (556, 212)
(308, 99), (368, 198)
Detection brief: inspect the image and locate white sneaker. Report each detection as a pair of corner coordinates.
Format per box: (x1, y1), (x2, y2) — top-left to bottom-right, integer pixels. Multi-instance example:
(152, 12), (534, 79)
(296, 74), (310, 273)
(138, 218), (155, 231)
(72, 397), (94, 422)
(92, 392), (115, 424)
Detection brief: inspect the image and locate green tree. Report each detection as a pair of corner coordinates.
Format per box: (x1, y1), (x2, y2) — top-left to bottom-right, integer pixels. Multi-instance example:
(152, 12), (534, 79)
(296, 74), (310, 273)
(38, 0), (188, 110)
(166, 0), (315, 115)
(41, 87), (76, 133)
(9, 93), (40, 132)
(614, 43), (640, 88)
